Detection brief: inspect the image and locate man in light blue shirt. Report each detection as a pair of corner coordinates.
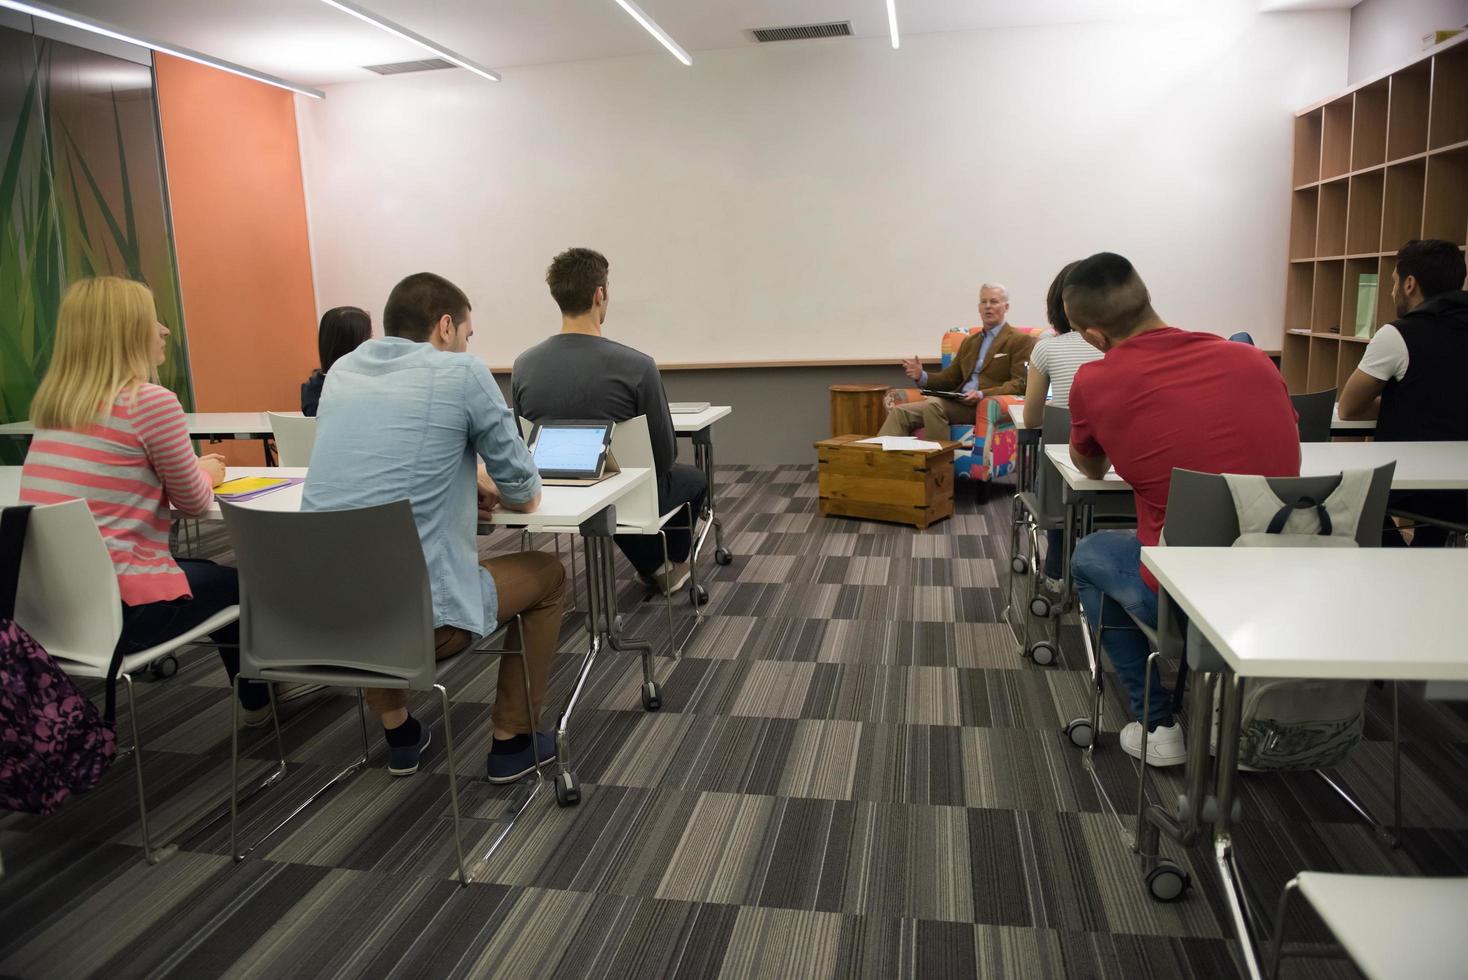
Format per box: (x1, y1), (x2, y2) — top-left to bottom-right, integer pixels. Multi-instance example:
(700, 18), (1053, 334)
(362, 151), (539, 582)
(305, 272), (566, 783)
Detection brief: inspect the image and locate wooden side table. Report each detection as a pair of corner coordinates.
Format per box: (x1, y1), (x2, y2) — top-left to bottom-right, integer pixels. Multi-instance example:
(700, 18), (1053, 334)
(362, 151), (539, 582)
(829, 384), (890, 438)
(815, 435), (959, 528)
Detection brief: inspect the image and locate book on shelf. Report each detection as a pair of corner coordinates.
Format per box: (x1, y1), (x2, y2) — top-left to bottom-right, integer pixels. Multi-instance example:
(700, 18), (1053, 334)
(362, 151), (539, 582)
(1355, 273), (1378, 338)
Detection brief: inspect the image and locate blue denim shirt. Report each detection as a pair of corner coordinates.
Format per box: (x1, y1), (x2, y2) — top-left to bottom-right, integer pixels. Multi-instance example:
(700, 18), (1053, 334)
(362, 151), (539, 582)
(302, 337), (540, 636)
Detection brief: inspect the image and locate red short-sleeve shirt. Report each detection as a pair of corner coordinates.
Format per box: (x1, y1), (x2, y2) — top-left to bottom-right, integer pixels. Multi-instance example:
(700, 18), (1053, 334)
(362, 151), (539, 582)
(1069, 327), (1301, 589)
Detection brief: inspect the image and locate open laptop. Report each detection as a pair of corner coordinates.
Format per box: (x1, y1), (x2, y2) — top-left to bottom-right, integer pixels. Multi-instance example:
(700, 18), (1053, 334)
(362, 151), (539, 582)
(528, 420), (619, 486)
(669, 401), (710, 414)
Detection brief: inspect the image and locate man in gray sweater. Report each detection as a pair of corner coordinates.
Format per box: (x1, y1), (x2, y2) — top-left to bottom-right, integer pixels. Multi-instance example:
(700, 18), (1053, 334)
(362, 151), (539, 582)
(512, 248), (707, 593)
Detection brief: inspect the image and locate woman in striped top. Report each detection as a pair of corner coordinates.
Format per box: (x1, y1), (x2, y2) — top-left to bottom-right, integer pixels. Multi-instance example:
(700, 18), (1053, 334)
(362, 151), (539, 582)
(1024, 261), (1105, 584)
(19, 278), (271, 721)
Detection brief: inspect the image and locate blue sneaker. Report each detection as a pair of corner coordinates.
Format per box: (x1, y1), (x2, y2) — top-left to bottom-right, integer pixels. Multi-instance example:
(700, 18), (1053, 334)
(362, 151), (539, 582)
(387, 725), (433, 777)
(485, 731), (557, 784)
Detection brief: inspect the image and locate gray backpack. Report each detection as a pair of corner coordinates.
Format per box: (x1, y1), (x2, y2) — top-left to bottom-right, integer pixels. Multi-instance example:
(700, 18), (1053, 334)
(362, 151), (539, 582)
(1208, 469), (1374, 771)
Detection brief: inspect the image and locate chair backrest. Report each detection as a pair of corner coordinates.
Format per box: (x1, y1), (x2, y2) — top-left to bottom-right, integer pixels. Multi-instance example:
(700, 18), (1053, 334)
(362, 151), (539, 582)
(1033, 405), (1072, 515)
(519, 416), (532, 441)
(1163, 463), (1395, 548)
(220, 500), (437, 687)
(609, 415), (662, 527)
(12, 500), (123, 666)
(268, 412), (317, 467)
(1290, 389), (1335, 444)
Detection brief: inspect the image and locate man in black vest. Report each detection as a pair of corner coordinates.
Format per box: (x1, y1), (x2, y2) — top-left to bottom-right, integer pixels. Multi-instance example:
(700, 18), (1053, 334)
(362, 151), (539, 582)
(1341, 238), (1468, 545)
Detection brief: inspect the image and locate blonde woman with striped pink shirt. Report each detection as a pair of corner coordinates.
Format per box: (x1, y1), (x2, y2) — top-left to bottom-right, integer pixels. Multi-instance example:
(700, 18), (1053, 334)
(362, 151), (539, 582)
(19, 278), (273, 722)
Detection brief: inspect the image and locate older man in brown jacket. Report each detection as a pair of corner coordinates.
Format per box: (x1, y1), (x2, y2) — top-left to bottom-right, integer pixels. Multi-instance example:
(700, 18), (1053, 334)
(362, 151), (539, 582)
(879, 283), (1036, 437)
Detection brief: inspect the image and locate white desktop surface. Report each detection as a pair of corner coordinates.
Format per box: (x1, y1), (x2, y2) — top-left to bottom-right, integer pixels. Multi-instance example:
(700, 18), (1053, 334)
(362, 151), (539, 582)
(0, 412), (276, 439)
(1330, 406), (1375, 431)
(0, 467), (18, 507)
(191, 466), (654, 529)
(1142, 547), (1468, 681)
(1009, 404), (1028, 429)
(671, 405), (731, 432)
(1044, 441), (1468, 494)
(1298, 441), (1468, 490)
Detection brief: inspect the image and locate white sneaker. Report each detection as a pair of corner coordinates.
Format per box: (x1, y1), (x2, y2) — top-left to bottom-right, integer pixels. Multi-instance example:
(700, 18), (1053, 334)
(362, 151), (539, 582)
(1120, 721), (1187, 767)
(1042, 575), (1065, 595)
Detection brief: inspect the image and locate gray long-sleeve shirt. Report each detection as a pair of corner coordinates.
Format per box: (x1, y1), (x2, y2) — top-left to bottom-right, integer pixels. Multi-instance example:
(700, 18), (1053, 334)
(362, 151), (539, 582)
(511, 333), (678, 488)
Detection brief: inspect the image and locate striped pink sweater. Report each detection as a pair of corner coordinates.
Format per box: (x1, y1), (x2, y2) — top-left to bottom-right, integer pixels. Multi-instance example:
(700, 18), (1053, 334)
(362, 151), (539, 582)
(20, 384), (213, 605)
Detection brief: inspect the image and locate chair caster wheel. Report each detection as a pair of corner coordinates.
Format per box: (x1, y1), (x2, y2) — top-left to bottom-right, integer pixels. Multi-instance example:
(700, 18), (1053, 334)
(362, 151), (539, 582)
(1145, 862), (1191, 902)
(150, 655), (178, 680)
(715, 548), (733, 566)
(555, 771), (580, 807)
(689, 584), (708, 607)
(613, 614), (625, 633)
(642, 681), (662, 711)
(1029, 595), (1052, 618)
(1029, 641), (1057, 667)
(1011, 556), (1029, 575)
(1065, 717), (1093, 748)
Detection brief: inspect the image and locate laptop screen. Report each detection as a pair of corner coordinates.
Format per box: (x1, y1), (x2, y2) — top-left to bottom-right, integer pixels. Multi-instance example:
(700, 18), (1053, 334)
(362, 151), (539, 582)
(532, 424), (610, 476)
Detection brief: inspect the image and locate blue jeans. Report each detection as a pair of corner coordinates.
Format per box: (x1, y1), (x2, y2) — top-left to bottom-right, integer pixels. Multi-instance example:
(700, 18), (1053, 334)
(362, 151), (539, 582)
(1071, 530), (1170, 729)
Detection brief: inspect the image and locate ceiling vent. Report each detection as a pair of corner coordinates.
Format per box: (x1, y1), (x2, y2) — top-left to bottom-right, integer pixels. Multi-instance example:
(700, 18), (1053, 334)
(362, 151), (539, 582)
(750, 21), (852, 43)
(363, 58), (455, 75)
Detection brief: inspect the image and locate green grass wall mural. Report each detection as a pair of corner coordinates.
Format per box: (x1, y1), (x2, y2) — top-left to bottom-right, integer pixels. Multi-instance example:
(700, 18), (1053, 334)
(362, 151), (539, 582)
(1, 24), (191, 463)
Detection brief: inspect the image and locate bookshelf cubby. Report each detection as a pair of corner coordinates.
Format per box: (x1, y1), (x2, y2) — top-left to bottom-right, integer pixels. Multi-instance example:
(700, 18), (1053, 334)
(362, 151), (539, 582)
(1280, 33), (1468, 393)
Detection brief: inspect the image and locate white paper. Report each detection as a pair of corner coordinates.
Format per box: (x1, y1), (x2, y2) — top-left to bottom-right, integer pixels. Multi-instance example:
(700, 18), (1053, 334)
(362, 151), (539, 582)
(855, 436), (944, 452)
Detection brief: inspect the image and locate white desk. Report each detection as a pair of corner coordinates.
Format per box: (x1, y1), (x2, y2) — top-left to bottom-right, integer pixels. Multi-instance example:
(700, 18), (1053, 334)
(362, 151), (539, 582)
(1331, 405), (1376, 434)
(1140, 545), (1468, 978)
(0, 467), (18, 507)
(1044, 440), (1468, 494)
(1008, 404), (1029, 429)
(671, 405), (732, 566)
(1144, 548), (1468, 681)
(1, 412), (280, 465)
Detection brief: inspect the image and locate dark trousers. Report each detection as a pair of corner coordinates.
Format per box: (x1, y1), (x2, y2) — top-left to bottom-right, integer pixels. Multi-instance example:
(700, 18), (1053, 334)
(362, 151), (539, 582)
(615, 463), (708, 576)
(118, 559), (266, 709)
(1383, 491), (1468, 548)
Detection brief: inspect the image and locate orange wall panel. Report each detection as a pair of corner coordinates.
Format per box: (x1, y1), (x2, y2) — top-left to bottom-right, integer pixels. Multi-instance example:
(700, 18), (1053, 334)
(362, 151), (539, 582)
(154, 54), (316, 463)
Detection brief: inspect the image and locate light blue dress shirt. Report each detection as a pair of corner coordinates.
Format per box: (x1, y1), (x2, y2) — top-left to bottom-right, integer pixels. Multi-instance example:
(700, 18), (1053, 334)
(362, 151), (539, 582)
(302, 337), (541, 636)
(919, 322), (1003, 391)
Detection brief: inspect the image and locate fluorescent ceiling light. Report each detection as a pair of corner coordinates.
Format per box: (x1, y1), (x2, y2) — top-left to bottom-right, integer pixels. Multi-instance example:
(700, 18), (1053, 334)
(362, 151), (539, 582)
(0, 0), (324, 98)
(886, 0), (900, 49)
(612, 0), (692, 67)
(316, 0), (500, 82)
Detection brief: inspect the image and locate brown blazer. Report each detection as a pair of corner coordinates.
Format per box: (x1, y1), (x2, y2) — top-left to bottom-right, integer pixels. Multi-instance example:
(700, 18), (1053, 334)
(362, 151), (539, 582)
(925, 324), (1036, 397)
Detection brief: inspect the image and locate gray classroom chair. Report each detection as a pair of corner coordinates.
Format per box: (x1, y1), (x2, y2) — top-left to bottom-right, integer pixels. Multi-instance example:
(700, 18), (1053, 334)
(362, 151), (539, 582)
(1289, 389), (1335, 444)
(220, 499), (540, 886)
(1270, 872), (1468, 979)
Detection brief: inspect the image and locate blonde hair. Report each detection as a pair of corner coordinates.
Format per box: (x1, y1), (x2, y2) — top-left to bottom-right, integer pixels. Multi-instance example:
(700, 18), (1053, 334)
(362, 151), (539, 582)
(30, 277), (161, 430)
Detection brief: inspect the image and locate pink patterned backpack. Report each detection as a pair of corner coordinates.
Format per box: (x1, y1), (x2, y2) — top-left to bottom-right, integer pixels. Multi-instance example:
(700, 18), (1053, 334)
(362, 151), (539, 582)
(0, 505), (117, 814)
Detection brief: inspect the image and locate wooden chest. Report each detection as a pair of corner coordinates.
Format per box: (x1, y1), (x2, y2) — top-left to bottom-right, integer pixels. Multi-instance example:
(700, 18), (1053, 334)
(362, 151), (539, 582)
(814, 435), (958, 529)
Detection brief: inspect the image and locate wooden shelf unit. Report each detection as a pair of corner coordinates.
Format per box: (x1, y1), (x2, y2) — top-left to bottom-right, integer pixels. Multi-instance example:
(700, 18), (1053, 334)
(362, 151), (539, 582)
(1281, 33), (1468, 393)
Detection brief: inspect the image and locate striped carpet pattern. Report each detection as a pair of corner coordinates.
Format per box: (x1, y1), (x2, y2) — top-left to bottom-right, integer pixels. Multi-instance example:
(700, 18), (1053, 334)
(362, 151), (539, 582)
(2, 462), (1466, 979)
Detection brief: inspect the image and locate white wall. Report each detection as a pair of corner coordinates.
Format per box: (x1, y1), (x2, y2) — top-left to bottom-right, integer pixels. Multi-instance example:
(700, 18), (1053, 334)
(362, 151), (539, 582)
(297, 5), (1348, 365)
(1349, 0), (1468, 82)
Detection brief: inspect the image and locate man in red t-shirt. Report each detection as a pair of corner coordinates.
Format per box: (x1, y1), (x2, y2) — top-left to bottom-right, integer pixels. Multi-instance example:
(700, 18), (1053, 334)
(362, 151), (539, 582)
(1065, 253), (1299, 767)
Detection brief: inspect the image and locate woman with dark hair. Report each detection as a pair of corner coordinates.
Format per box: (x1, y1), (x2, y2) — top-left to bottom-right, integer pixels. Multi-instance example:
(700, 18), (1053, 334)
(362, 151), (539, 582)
(301, 306), (371, 416)
(1024, 261), (1104, 586)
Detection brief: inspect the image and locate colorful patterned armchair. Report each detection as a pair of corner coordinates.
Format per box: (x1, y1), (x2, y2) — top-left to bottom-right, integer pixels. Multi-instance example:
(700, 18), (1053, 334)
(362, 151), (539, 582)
(885, 326), (1049, 482)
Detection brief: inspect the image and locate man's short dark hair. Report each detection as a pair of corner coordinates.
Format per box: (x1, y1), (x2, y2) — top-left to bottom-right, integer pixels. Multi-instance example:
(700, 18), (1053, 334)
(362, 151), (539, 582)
(383, 272), (470, 342)
(545, 248), (609, 316)
(1396, 239), (1467, 299)
(1046, 260), (1082, 334)
(1062, 252), (1155, 338)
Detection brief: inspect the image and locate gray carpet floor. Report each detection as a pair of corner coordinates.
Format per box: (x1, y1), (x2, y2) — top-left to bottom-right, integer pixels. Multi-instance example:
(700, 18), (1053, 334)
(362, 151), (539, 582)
(2, 463), (1466, 979)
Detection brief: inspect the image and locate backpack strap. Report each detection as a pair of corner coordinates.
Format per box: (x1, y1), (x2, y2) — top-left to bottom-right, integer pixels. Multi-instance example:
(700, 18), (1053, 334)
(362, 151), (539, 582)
(1266, 497), (1332, 536)
(0, 505), (33, 621)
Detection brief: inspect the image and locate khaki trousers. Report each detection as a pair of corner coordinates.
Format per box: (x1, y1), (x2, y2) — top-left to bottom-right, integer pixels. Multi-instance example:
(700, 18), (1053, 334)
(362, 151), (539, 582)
(878, 396), (978, 437)
(363, 550), (567, 734)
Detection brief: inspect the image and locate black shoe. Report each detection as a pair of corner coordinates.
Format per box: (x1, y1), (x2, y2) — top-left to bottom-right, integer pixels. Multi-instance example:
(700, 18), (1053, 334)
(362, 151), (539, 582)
(485, 731), (557, 784)
(387, 726), (433, 777)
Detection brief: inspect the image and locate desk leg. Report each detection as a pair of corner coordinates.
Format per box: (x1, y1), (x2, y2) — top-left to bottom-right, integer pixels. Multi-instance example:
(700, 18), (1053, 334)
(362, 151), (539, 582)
(1213, 672), (1267, 980)
(692, 429), (729, 565)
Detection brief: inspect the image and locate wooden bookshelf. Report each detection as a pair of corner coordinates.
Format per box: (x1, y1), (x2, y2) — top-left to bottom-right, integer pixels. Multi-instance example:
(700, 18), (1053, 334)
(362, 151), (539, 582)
(1280, 33), (1468, 393)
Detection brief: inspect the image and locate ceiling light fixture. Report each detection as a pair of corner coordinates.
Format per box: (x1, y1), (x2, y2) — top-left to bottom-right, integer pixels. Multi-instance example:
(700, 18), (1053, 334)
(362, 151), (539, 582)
(886, 0), (900, 49)
(0, 0), (324, 98)
(612, 0), (692, 66)
(316, 0), (500, 82)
